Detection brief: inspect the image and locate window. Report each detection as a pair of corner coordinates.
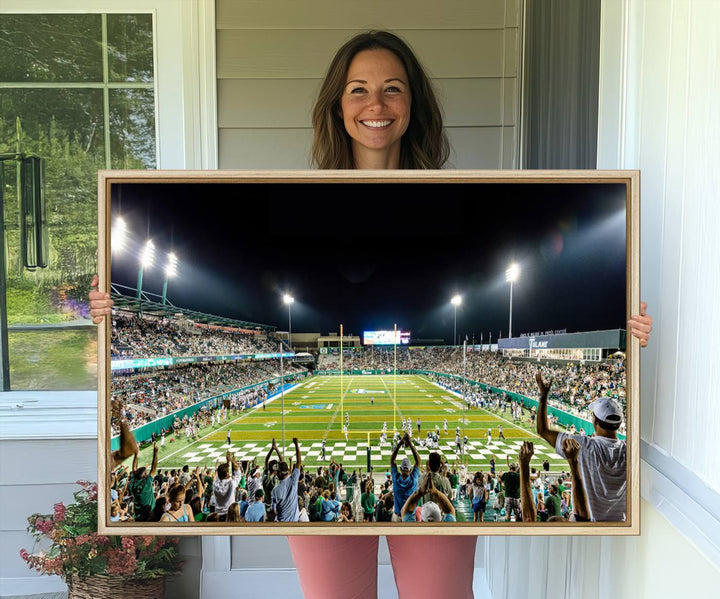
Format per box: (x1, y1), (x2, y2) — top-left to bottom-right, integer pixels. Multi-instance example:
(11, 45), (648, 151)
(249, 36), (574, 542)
(0, 13), (156, 390)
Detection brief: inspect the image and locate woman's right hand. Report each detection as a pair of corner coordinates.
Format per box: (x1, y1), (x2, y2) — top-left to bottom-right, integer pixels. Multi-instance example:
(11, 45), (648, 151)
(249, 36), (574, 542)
(89, 274), (113, 324)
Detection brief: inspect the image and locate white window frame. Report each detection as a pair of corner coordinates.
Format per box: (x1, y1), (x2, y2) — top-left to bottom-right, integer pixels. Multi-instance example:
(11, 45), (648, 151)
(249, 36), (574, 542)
(0, 1), (216, 428)
(0, 6), (216, 593)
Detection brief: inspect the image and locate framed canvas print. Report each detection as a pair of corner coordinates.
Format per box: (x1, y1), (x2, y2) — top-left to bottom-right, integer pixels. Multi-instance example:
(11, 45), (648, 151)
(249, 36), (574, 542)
(96, 169), (640, 536)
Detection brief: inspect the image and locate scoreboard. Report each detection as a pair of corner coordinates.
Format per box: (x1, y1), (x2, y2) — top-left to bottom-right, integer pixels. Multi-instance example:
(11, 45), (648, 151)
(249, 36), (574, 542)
(363, 330), (411, 346)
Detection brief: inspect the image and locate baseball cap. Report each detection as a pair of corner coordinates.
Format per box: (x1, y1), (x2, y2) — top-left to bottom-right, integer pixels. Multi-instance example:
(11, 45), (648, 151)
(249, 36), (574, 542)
(590, 397), (623, 424)
(420, 501), (443, 522)
(400, 457), (412, 471)
(254, 489), (264, 499)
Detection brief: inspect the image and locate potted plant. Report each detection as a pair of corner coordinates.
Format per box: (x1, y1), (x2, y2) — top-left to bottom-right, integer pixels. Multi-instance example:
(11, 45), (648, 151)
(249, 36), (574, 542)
(20, 480), (183, 599)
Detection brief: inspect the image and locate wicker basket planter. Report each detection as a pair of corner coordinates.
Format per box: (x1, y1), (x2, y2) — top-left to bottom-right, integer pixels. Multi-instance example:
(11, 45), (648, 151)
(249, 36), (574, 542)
(67, 575), (165, 599)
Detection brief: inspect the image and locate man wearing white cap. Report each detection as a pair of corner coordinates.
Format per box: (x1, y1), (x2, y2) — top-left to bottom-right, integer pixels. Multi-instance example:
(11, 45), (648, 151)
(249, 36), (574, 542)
(536, 373), (626, 522)
(389, 432), (421, 521)
(400, 474), (456, 522)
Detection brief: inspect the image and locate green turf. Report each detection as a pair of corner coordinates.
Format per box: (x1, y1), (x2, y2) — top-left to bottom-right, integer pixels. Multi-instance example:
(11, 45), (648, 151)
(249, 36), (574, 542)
(129, 374), (563, 474)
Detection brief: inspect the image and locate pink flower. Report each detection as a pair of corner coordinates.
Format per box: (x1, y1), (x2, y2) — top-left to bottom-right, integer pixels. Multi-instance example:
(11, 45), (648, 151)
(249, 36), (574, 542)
(19, 549), (29, 562)
(107, 548), (137, 576)
(53, 502), (66, 522)
(121, 537), (135, 549)
(43, 557), (64, 576)
(34, 519), (54, 534)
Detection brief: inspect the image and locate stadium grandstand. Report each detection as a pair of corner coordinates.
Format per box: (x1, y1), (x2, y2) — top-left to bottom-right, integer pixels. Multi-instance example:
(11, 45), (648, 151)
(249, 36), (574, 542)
(107, 296), (627, 525)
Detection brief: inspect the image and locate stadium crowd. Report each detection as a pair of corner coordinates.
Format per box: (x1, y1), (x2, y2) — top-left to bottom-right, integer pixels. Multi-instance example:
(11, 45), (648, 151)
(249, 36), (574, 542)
(109, 310), (305, 435)
(105, 312), (628, 526)
(111, 373), (617, 526)
(112, 312), (283, 358)
(318, 346), (626, 425)
(111, 359), (305, 434)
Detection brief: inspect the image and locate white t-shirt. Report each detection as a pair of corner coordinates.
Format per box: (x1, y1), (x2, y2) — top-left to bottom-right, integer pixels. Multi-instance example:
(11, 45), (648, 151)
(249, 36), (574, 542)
(555, 432), (626, 522)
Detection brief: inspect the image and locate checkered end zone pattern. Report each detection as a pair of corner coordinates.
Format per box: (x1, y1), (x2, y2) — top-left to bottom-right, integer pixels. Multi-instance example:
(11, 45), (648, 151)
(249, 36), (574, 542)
(179, 440), (565, 467)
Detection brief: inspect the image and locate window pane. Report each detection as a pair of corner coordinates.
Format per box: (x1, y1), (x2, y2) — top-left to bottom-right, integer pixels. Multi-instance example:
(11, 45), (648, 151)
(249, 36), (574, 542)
(8, 329), (97, 390)
(0, 89), (107, 160)
(1, 9), (157, 390)
(109, 88), (156, 169)
(1, 88), (105, 390)
(107, 14), (154, 83)
(0, 14), (103, 82)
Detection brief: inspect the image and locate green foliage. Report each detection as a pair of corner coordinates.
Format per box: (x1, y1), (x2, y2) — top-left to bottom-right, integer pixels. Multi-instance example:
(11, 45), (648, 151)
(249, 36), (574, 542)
(8, 328), (97, 390)
(1, 12), (156, 389)
(5, 285), (63, 324)
(1, 13), (156, 316)
(1, 111), (100, 303)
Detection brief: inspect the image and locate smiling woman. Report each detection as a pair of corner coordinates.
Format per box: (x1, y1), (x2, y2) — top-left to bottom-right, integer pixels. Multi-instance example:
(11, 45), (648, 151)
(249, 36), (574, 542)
(340, 48), (412, 168)
(311, 30), (448, 170)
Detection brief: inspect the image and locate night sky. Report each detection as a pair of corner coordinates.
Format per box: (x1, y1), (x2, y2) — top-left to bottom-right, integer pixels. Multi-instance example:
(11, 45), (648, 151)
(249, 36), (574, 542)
(109, 180), (628, 344)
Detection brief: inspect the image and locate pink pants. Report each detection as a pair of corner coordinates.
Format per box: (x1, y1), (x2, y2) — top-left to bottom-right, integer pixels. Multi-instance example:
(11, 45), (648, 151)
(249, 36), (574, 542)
(287, 535), (477, 599)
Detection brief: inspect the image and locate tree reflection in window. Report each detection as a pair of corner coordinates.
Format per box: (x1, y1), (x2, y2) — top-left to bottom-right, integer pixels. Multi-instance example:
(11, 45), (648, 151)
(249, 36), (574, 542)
(0, 13), (156, 390)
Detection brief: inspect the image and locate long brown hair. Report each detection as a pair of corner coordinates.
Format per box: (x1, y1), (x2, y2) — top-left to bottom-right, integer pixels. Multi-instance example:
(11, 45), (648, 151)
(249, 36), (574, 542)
(311, 30), (449, 169)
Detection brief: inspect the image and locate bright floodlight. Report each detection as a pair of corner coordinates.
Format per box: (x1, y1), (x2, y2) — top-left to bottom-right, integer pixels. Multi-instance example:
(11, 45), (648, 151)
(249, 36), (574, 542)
(451, 295), (462, 346)
(140, 240), (155, 268)
(112, 217), (127, 254)
(505, 263), (520, 283)
(283, 294), (294, 305)
(165, 252), (178, 277)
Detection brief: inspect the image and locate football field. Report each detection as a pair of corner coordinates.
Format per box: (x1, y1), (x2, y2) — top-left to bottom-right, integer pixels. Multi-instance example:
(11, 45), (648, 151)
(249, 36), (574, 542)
(152, 374), (564, 473)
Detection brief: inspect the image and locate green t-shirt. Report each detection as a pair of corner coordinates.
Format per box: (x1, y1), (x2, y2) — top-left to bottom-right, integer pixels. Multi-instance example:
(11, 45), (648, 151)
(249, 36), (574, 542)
(500, 471), (520, 499)
(361, 492), (376, 515)
(545, 493), (562, 518)
(129, 474), (155, 519)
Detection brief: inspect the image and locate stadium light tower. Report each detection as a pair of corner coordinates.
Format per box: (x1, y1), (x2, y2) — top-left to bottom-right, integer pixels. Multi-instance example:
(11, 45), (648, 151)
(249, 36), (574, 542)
(161, 252), (178, 305)
(283, 293), (294, 351)
(451, 295), (462, 346)
(505, 263), (520, 339)
(112, 217), (127, 255)
(136, 240), (155, 299)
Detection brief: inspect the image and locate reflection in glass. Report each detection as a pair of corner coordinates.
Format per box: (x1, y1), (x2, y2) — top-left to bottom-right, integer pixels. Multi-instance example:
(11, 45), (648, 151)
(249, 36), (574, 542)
(1, 13), (156, 390)
(109, 88), (157, 169)
(9, 329), (97, 390)
(0, 14), (102, 82)
(107, 14), (155, 83)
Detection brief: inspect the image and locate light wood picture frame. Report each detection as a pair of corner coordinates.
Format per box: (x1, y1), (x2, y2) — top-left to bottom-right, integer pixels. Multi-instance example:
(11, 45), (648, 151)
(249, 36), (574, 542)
(97, 169), (640, 536)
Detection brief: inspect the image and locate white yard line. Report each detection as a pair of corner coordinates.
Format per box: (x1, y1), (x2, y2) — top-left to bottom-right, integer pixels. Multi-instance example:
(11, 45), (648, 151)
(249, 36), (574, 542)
(320, 375), (354, 441)
(157, 401), (271, 464)
(433, 380), (536, 437)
